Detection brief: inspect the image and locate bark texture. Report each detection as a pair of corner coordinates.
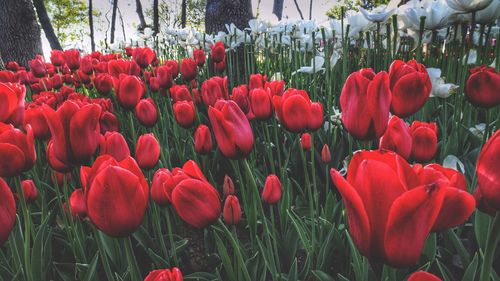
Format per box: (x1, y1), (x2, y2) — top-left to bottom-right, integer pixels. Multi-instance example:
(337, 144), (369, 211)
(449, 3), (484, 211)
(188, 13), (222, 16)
(153, 0), (159, 35)
(205, 0), (253, 34)
(33, 0), (63, 50)
(181, 0), (187, 28)
(0, 0), (43, 66)
(110, 0), (118, 44)
(89, 0), (95, 51)
(135, 0), (147, 30)
(273, 0), (284, 20)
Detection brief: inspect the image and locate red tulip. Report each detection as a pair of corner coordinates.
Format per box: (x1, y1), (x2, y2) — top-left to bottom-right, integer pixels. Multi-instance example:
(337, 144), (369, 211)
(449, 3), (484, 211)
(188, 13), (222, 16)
(476, 129), (500, 212)
(410, 121), (438, 162)
(24, 106), (51, 140)
(100, 131), (130, 161)
(388, 60), (431, 117)
(300, 133), (312, 150)
(208, 100), (254, 159)
(214, 57), (226, 72)
(151, 168), (175, 207)
(414, 164), (475, 231)
(180, 58), (197, 81)
(44, 100), (101, 171)
(116, 74), (146, 109)
(201, 76), (228, 107)
(465, 66), (500, 108)
(223, 174), (235, 198)
(211, 42), (225, 63)
(193, 49), (206, 66)
(94, 73), (114, 96)
(379, 115), (412, 160)
(165, 60), (179, 78)
(81, 155), (149, 237)
(64, 49), (81, 71)
(29, 56), (47, 78)
(68, 188), (87, 219)
(173, 101), (196, 128)
(265, 80), (285, 97)
(340, 68), (391, 140)
(20, 180), (38, 204)
(132, 47), (156, 68)
(170, 160), (221, 228)
(108, 59), (140, 78)
(80, 55), (94, 75)
(273, 88), (324, 133)
(330, 150), (473, 267)
(144, 267), (183, 281)
(249, 73), (266, 90)
(408, 271), (442, 281)
(135, 133), (160, 170)
(231, 85), (250, 114)
(249, 88), (273, 120)
(0, 82), (26, 127)
(321, 144), (331, 163)
(156, 65), (173, 89)
(0, 177), (16, 247)
(0, 123), (36, 177)
(474, 188), (497, 216)
(50, 50), (65, 67)
(135, 98), (158, 127)
(100, 111), (119, 134)
(194, 124), (212, 154)
(50, 74), (63, 89)
(262, 174), (282, 204)
(223, 195), (242, 225)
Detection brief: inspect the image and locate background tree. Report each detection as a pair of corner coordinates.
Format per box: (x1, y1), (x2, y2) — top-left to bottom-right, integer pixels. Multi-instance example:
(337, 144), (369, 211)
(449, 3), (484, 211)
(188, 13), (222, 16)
(136, 0), (148, 31)
(181, 0), (187, 28)
(89, 0), (95, 51)
(205, 0), (253, 34)
(0, 0), (43, 66)
(33, 0), (63, 50)
(153, 0), (159, 34)
(110, 0), (118, 43)
(326, 0), (391, 19)
(46, 0), (89, 48)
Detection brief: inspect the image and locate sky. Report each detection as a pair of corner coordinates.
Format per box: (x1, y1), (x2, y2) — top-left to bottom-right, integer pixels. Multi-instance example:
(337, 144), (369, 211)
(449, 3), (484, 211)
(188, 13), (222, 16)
(41, 0), (334, 55)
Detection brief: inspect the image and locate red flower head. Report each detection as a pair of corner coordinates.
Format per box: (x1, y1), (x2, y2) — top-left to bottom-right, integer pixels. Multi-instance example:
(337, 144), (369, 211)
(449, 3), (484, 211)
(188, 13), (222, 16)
(231, 84), (250, 114)
(165, 60), (179, 78)
(330, 150), (474, 267)
(81, 155), (149, 237)
(100, 111), (119, 134)
(67, 188), (87, 220)
(29, 56), (47, 78)
(214, 57), (226, 72)
(340, 68), (391, 140)
(408, 271), (442, 281)
(24, 105), (51, 140)
(99, 131), (130, 161)
(0, 123), (36, 177)
(300, 133), (312, 150)
(43, 100), (101, 171)
(50, 50), (65, 67)
(116, 74), (146, 109)
(223, 174), (235, 198)
(135, 98), (158, 127)
(388, 60), (431, 117)
(170, 160), (221, 228)
(156, 65), (173, 89)
(64, 49), (81, 71)
(108, 59), (141, 78)
(273, 88), (324, 133)
(173, 100), (196, 129)
(0, 82), (26, 127)
(180, 58), (197, 81)
(135, 133), (160, 170)
(94, 73), (114, 96)
(194, 124), (213, 154)
(211, 42), (226, 63)
(465, 66), (500, 108)
(193, 49), (206, 66)
(379, 115), (412, 160)
(0, 178), (16, 247)
(476, 129), (500, 213)
(132, 47), (156, 68)
(249, 73), (267, 90)
(20, 180), (38, 204)
(410, 121), (438, 162)
(151, 168), (175, 207)
(265, 80), (285, 97)
(208, 100), (254, 159)
(144, 267), (183, 281)
(321, 144), (331, 163)
(202, 76), (228, 107)
(223, 195), (242, 225)
(262, 174), (282, 204)
(249, 88), (273, 120)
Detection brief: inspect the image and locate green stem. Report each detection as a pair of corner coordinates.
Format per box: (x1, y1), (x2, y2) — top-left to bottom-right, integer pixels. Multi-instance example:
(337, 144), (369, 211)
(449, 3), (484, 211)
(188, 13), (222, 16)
(15, 177), (33, 281)
(479, 212), (500, 281)
(123, 236), (142, 281)
(165, 207), (179, 266)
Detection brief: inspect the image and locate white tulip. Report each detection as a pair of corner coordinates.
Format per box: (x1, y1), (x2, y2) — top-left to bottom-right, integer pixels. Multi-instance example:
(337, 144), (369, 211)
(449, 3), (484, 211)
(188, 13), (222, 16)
(446, 0), (494, 13)
(292, 56), (325, 75)
(404, 0), (458, 31)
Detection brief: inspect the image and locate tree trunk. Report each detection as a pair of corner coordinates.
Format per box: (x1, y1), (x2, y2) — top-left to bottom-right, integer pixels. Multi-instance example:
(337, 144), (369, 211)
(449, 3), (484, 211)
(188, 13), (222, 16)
(110, 0), (118, 44)
(33, 0), (62, 50)
(205, 0), (253, 34)
(135, 0), (147, 31)
(0, 0), (43, 66)
(153, 0), (159, 35)
(89, 0), (95, 51)
(273, 0), (284, 20)
(181, 0), (187, 28)
(0, 54), (5, 70)
(292, 0), (304, 20)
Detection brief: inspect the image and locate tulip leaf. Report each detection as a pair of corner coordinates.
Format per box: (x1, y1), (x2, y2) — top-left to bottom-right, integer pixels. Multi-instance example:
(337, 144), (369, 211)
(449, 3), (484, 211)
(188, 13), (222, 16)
(83, 253), (99, 281)
(312, 270), (335, 281)
(422, 233), (437, 262)
(446, 229), (470, 266)
(287, 209), (311, 253)
(461, 253), (478, 281)
(474, 210), (491, 250)
(213, 232), (237, 281)
(287, 258), (298, 281)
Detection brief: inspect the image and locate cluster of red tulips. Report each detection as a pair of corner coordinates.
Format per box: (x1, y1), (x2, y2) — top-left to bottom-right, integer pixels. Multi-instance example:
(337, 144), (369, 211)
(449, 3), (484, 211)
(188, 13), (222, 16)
(1, 41), (500, 281)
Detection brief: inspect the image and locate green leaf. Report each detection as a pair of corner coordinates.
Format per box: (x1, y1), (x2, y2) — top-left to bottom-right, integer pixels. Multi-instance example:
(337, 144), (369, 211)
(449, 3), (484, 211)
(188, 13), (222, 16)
(422, 233), (437, 262)
(83, 254), (99, 281)
(461, 253), (478, 281)
(312, 270), (335, 281)
(475, 210), (491, 250)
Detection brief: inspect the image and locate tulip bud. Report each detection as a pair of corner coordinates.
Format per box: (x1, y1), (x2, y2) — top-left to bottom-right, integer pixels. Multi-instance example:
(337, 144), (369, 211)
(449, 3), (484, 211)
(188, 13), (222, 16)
(407, 271), (442, 281)
(68, 188), (87, 220)
(321, 144), (331, 163)
(223, 195), (242, 225)
(262, 174), (282, 204)
(151, 168), (174, 207)
(64, 49), (81, 71)
(29, 56), (47, 78)
(173, 101), (196, 128)
(300, 133), (312, 150)
(135, 133), (161, 170)
(249, 73), (266, 90)
(223, 174), (235, 198)
(410, 121), (438, 162)
(193, 49), (206, 66)
(249, 88), (273, 120)
(135, 98), (158, 127)
(50, 50), (65, 66)
(194, 124), (212, 154)
(465, 66), (500, 108)
(0, 178), (16, 247)
(211, 42), (225, 63)
(94, 73), (114, 96)
(180, 58), (197, 81)
(20, 180), (38, 204)
(100, 132), (130, 161)
(144, 267), (183, 281)
(116, 74), (145, 109)
(132, 47), (156, 68)
(379, 115), (412, 160)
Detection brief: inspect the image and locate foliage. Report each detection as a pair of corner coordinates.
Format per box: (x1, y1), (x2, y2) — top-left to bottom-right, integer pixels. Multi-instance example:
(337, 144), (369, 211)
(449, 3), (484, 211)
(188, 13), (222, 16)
(145, 0), (206, 31)
(326, 0), (391, 19)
